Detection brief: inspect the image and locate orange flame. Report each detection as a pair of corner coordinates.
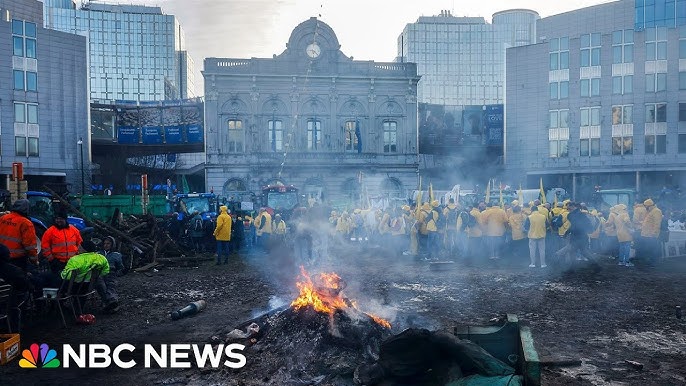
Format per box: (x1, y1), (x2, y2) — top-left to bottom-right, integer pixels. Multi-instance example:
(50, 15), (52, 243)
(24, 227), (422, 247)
(291, 266), (390, 329)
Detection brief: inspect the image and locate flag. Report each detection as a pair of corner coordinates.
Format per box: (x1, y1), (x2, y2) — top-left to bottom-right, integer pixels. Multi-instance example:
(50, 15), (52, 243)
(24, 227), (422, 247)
(485, 180), (491, 204)
(518, 184), (524, 205)
(355, 120), (362, 154)
(539, 178), (546, 204)
(182, 175), (190, 194)
(415, 177), (422, 217)
(429, 183), (434, 204)
(499, 184), (504, 208)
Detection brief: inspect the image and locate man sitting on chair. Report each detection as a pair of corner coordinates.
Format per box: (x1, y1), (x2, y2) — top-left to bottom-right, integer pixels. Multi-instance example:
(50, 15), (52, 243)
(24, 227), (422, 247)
(60, 240), (115, 311)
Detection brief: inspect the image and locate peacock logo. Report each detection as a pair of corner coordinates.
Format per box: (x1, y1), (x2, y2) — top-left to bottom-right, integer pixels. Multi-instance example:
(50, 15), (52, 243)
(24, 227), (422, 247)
(19, 343), (61, 368)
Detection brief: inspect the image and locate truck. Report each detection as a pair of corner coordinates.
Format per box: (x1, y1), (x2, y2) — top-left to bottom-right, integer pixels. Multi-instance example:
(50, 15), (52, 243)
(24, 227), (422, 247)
(174, 192), (219, 222)
(23, 191), (89, 237)
(262, 184), (301, 219)
(590, 189), (635, 213)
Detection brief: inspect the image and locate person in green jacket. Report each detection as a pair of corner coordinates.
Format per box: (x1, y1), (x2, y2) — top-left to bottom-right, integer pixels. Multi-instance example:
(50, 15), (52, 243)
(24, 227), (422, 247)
(60, 240), (115, 311)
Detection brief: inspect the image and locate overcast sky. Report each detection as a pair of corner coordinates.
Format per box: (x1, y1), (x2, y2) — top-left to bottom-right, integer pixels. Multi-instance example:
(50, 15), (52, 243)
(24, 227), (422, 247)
(114, 0), (617, 94)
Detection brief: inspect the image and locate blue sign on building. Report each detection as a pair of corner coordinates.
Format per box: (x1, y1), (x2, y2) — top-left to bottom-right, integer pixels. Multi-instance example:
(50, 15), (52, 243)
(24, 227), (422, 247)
(117, 126), (140, 144)
(142, 126), (163, 144)
(187, 125), (204, 143)
(165, 126), (183, 144)
(483, 104), (504, 147)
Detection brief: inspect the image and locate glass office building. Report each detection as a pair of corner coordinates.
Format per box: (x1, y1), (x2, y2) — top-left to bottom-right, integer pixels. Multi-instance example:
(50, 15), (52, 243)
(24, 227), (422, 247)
(397, 9), (539, 106)
(635, 0), (686, 30)
(41, 0), (195, 102)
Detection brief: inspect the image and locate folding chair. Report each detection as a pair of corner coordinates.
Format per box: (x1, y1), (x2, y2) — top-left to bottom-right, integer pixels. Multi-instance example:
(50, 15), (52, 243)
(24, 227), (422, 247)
(0, 284), (12, 332)
(34, 270), (78, 327)
(72, 268), (103, 315)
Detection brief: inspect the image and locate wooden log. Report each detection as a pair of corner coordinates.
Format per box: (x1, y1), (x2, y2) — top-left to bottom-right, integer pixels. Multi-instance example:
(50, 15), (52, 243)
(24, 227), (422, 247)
(133, 262), (158, 272)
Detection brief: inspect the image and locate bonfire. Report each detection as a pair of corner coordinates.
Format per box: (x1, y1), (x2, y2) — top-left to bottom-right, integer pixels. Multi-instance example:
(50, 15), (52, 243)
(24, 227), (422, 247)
(291, 267), (391, 330)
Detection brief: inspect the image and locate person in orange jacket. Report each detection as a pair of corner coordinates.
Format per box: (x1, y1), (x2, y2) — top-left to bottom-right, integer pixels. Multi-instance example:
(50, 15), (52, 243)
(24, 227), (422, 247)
(41, 210), (83, 273)
(0, 199), (38, 271)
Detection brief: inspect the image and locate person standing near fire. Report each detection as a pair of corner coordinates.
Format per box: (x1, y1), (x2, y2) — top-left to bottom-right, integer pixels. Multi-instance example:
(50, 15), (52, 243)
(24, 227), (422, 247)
(213, 205), (232, 264)
(255, 208), (272, 253)
(41, 209), (83, 273)
(0, 199), (38, 271)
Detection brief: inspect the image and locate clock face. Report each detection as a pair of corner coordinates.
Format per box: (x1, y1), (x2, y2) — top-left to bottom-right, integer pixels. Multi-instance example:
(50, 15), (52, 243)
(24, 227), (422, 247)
(306, 43), (321, 58)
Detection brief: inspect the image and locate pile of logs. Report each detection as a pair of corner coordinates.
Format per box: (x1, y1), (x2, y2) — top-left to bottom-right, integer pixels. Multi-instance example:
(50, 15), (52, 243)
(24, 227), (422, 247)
(43, 187), (206, 272)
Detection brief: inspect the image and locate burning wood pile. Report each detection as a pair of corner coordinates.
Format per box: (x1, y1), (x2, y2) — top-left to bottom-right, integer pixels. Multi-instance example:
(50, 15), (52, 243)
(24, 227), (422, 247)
(211, 268), (524, 386)
(214, 267), (393, 385)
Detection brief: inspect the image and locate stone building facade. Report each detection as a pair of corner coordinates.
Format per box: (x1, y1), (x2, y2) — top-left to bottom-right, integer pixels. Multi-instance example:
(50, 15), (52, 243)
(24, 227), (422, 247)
(203, 18), (420, 206)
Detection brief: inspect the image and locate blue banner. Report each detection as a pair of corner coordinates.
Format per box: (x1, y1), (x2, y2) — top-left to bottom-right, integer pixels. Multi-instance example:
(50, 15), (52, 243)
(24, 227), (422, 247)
(483, 104), (504, 147)
(117, 126), (139, 144)
(186, 125), (204, 143)
(165, 126), (183, 144)
(142, 126), (163, 144)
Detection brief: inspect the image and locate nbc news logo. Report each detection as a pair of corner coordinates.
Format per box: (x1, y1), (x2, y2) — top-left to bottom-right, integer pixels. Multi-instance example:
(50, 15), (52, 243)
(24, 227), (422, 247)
(19, 343), (60, 368)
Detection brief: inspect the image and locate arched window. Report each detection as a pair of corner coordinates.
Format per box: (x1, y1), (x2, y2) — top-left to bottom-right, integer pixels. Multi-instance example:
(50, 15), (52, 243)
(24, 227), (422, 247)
(381, 178), (403, 198)
(223, 178), (247, 198)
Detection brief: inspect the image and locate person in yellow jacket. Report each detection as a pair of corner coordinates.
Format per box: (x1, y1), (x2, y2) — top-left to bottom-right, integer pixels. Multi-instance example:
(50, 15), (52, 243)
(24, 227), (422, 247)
(507, 205), (527, 259)
(482, 202), (508, 259)
(588, 210), (604, 253)
(640, 199), (663, 266)
(603, 205), (619, 258)
(273, 214), (287, 235)
(632, 202), (647, 235)
(534, 199), (550, 224)
(555, 203), (570, 261)
(466, 204), (484, 260)
(443, 199), (460, 255)
(526, 205), (548, 268)
(213, 206), (232, 264)
(425, 201), (441, 259)
(254, 208), (272, 254)
(614, 204), (634, 266)
(336, 212), (352, 237)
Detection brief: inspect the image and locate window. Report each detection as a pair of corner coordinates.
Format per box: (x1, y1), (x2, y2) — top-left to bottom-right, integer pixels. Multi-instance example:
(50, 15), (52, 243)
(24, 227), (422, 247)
(645, 134), (667, 154)
(307, 119), (321, 150)
(12, 20), (36, 58)
(680, 134), (686, 153)
(227, 119), (243, 152)
(13, 70), (24, 90)
(612, 30), (633, 64)
(549, 81), (569, 99)
(27, 104), (38, 124)
(580, 107), (601, 157)
(383, 121), (397, 153)
(611, 105), (633, 156)
(28, 137), (39, 157)
(680, 72), (686, 90)
(14, 103), (25, 123)
(680, 103), (686, 122)
(26, 72), (37, 91)
(612, 105), (633, 125)
(681, 33), (686, 59)
(580, 33), (601, 67)
(612, 75), (633, 95)
(646, 72), (667, 92)
(645, 27), (667, 61)
(15, 137), (26, 157)
(345, 120), (360, 152)
(549, 109), (569, 158)
(549, 37), (569, 70)
(580, 78), (601, 97)
(645, 103), (666, 155)
(645, 103), (667, 123)
(268, 120), (283, 151)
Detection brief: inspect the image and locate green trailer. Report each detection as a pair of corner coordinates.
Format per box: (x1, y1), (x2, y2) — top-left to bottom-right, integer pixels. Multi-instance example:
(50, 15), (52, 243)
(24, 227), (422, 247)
(80, 195), (169, 220)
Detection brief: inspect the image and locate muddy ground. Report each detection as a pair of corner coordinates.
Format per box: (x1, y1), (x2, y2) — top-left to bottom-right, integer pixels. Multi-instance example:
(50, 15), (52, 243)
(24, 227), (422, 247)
(3, 243), (686, 386)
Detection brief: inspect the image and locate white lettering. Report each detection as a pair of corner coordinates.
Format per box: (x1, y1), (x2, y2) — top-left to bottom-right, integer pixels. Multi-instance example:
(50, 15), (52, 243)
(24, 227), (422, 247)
(223, 343), (246, 369)
(88, 344), (111, 368)
(192, 344), (223, 368)
(113, 344), (136, 369)
(144, 344), (167, 368)
(169, 344), (191, 368)
(62, 344), (86, 368)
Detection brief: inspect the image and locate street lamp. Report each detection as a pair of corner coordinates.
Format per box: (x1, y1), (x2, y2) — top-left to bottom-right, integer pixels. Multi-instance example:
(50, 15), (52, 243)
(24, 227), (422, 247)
(77, 137), (85, 196)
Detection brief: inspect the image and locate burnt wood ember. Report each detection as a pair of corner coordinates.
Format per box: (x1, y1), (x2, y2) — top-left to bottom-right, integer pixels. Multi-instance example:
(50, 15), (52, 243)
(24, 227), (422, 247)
(215, 306), (392, 386)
